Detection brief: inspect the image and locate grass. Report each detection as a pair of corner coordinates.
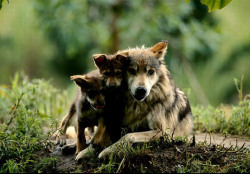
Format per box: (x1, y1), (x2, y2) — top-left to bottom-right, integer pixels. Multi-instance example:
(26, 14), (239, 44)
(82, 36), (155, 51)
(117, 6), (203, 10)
(0, 73), (249, 172)
(0, 73), (69, 172)
(193, 75), (250, 136)
(93, 134), (249, 173)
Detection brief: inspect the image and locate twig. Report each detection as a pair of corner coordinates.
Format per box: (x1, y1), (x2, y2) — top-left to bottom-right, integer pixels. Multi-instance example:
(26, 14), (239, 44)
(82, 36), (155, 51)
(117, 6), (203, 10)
(171, 128), (176, 142)
(204, 133), (208, 144)
(150, 130), (162, 142)
(209, 145), (233, 161)
(218, 144), (225, 152)
(190, 135), (195, 147)
(219, 145), (233, 156)
(234, 143), (245, 153)
(219, 134), (227, 146)
(6, 92), (24, 127)
(208, 133), (212, 146)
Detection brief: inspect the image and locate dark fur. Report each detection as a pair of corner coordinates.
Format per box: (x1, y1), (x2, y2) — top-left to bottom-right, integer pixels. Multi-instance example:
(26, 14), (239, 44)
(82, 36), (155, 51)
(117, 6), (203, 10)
(56, 70), (105, 154)
(97, 41), (193, 158)
(75, 54), (129, 160)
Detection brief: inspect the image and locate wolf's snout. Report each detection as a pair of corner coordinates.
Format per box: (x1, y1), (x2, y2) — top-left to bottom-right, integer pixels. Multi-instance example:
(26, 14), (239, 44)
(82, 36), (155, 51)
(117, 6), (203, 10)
(134, 87), (147, 101)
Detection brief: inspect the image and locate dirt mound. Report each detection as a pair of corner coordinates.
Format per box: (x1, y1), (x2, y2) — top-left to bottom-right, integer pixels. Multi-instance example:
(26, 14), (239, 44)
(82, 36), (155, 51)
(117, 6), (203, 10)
(47, 135), (249, 173)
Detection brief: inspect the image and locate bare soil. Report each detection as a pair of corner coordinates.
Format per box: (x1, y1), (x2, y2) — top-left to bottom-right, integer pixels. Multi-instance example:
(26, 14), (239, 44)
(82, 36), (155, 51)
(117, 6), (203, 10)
(45, 133), (250, 173)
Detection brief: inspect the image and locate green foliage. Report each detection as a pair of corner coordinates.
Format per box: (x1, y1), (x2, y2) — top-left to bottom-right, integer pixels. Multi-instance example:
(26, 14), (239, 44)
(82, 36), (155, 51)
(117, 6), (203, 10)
(0, 0), (7, 9)
(96, 135), (249, 173)
(0, 0), (56, 86)
(31, 0), (250, 106)
(193, 75), (250, 136)
(200, 0), (232, 12)
(185, 0), (232, 12)
(1, 0), (249, 105)
(0, 74), (249, 172)
(0, 73), (69, 124)
(96, 141), (151, 173)
(177, 154), (250, 173)
(32, 1), (220, 91)
(0, 73), (69, 172)
(193, 98), (250, 136)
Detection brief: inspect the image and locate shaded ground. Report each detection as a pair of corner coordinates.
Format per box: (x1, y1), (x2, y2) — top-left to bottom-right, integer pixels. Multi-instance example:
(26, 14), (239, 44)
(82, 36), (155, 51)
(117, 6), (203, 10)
(45, 133), (250, 173)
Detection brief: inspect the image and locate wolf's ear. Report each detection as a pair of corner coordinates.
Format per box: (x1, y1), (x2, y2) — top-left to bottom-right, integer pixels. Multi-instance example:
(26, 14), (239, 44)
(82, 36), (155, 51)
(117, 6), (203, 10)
(116, 51), (129, 62)
(93, 54), (107, 68)
(70, 75), (89, 88)
(150, 41), (168, 60)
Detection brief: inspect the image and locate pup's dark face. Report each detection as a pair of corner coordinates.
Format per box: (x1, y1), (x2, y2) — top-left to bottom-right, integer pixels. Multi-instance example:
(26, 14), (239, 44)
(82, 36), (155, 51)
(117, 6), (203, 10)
(126, 41), (168, 101)
(71, 75), (105, 110)
(93, 53), (129, 88)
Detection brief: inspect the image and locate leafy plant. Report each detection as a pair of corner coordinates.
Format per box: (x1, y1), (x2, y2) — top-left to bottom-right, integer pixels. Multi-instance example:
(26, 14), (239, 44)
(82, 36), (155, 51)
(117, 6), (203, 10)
(0, 0), (9, 9)
(193, 76), (250, 136)
(0, 73), (69, 172)
(185, 0), (232, 12)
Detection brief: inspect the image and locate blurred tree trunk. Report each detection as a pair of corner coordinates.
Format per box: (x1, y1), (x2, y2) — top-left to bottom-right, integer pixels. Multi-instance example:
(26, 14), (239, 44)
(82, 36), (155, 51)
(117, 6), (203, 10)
(109, 0), (124, 53)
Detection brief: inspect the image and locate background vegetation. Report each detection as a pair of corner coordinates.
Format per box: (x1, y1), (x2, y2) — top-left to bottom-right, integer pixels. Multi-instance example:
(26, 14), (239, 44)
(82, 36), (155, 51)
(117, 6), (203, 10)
(0, 0), (249, 106)
(0, 0), (249, 173)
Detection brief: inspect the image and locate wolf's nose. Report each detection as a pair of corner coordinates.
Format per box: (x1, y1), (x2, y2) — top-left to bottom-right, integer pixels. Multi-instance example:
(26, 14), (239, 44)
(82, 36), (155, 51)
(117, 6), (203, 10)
(136, 87), (147, 95)
(134, 87), (147, 101)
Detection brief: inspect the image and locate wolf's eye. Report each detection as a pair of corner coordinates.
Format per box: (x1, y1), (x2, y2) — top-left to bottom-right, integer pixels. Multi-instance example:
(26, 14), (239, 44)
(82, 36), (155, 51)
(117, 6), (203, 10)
(128, 69), (136, 75)
(148, 69), (155, 76)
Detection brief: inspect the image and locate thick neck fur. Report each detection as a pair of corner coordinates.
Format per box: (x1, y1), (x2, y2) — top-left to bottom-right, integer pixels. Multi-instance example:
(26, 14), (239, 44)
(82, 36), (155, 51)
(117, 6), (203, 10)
(123, 64), (176, 131)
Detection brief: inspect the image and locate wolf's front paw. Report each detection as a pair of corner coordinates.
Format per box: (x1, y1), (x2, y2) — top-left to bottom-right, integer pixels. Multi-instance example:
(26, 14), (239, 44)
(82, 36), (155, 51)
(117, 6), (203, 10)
(98, 148), (111, 159)
(57, 135), (66, 147)
(75, 145), (95, 163)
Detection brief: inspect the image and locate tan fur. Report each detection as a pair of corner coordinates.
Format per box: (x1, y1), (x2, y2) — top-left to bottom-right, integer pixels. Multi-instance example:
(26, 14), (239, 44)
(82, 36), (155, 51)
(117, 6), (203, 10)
(98, 41), (193, 158)
(66, 126), (77, 139)
(76, 41), (193, 160)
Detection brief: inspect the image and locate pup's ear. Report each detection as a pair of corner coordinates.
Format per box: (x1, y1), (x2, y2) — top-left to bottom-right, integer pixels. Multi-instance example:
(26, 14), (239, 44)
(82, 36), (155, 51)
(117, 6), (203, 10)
(150, 41), (168, 60)
(116, 51), (129, 62)
(93, 54), (107, 68)
(70, 75), (89, 88)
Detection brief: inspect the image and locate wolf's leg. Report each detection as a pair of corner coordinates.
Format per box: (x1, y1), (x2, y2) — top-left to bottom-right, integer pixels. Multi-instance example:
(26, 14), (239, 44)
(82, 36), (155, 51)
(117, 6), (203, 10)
(85, 126), (95, 144)
(75, 119), (111, 161)
(90, 117), (111, 147)
(75, 144), (95, 162)
(98, 130), (162, 158)
(76, 118), (87, 154)
(56, 102), (76, 146)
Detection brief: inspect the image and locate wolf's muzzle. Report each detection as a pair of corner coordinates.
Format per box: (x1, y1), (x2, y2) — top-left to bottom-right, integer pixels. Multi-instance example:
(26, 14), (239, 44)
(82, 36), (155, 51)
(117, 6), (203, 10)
(134, 87), (147, 101)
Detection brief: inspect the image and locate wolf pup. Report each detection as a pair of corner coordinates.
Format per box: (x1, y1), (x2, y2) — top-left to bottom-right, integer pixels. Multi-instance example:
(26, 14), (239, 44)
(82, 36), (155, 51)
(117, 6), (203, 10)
(93, 53), (129, 88)
(98, 41), (193, 158)
(56, 70), (105, 154)
(75, 53), (129, 161)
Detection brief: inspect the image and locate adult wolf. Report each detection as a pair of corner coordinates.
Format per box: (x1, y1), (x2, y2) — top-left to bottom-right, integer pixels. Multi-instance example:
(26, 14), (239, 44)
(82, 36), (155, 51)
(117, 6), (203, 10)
(98, 41), (193, 158)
